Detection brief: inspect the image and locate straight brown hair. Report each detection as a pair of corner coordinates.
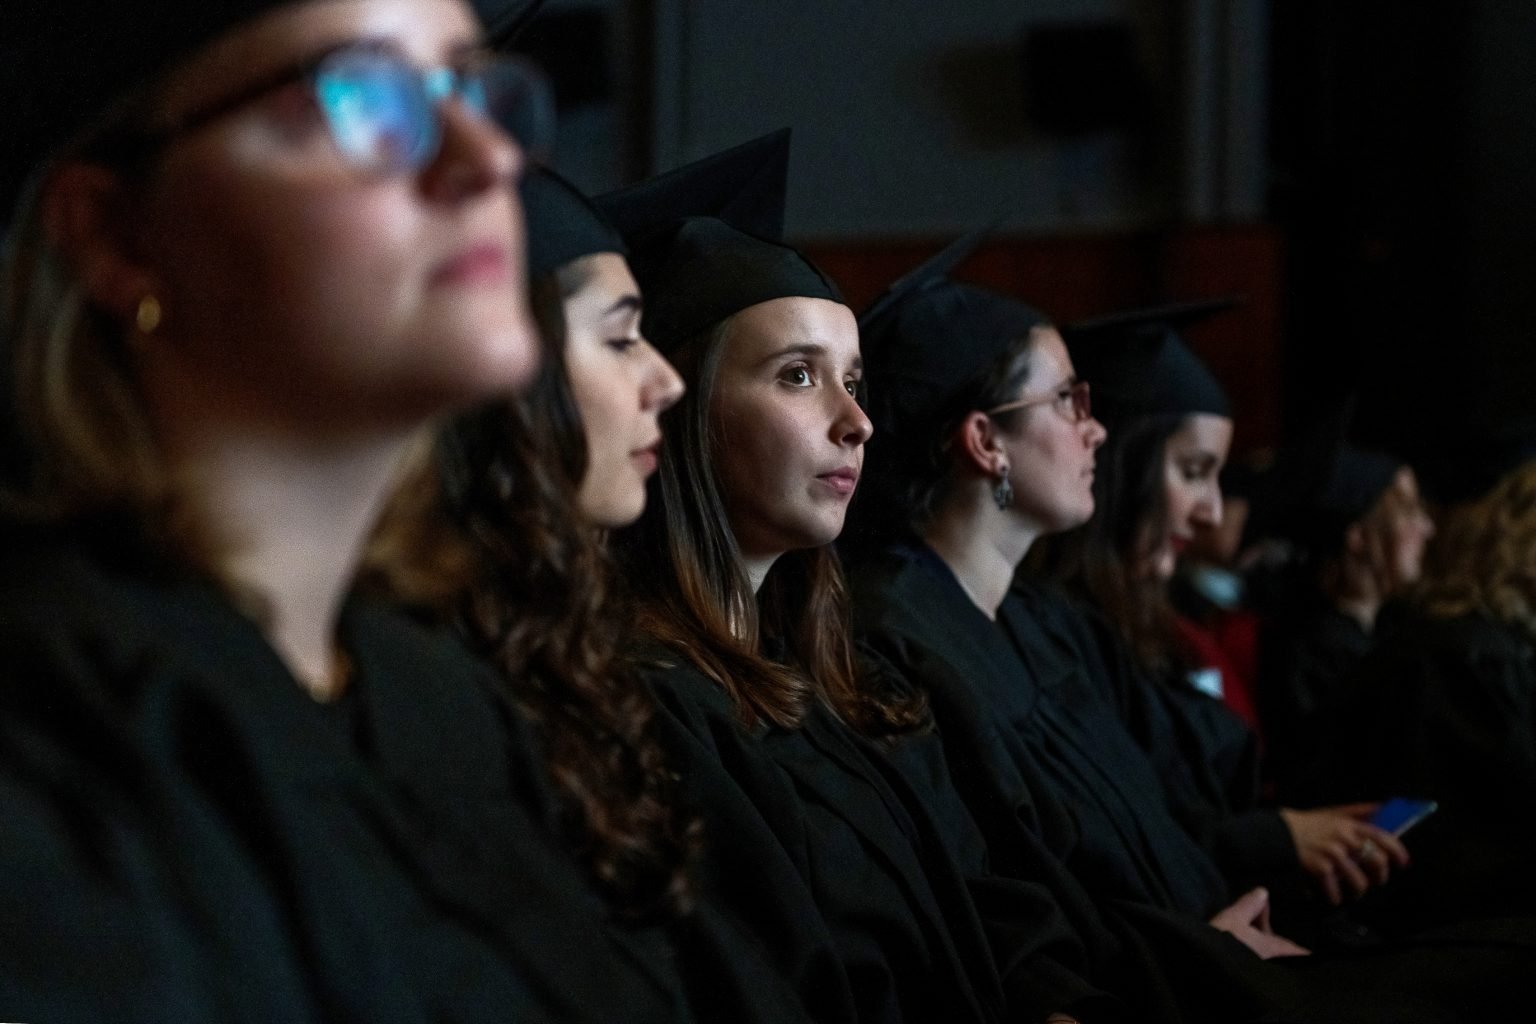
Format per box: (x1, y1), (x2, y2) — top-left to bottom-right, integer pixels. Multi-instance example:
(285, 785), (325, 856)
(613, 314), (927, 737)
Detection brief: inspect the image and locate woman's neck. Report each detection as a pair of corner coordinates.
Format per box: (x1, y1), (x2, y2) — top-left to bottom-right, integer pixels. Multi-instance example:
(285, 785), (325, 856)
(167, 422), (416, 700)
(1323, 556), (1383, 633)
(742, 551), (781, 596)
(921, 490), (1039, 620)
(1334, 594), (1381, 632)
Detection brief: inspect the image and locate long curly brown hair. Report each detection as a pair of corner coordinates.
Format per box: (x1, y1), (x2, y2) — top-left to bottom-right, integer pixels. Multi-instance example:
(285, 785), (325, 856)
(1413, 458), (1536, 642)
(368, 269), (698, 920)
(611, 315), (929, 738)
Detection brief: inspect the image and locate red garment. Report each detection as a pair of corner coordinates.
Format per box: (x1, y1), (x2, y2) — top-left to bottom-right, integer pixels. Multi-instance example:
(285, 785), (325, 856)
(1172, 611), (1262, 738)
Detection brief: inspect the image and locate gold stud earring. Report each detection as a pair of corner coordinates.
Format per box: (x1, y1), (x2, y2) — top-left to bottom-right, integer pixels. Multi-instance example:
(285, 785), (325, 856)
(135, 294), (162, 335)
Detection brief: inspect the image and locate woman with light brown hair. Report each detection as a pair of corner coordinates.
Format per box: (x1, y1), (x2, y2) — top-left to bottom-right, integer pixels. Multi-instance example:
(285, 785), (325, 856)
(0, 2), (695, 1020)
(596, 132), (1123, 1024)
(1256, 442), (1436, 803)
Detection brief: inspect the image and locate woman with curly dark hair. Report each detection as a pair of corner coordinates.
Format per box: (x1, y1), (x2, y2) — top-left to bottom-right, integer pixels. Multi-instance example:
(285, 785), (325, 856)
(434, 168), (693, 919)
(369, 165), (833, 1023)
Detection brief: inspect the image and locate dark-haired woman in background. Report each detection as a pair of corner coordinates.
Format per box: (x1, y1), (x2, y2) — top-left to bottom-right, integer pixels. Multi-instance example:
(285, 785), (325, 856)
(1255, 444), (1435, 804)
(370, 166), (694, 918)
(604, 134), (1110, 1024)
(1026, 312), (1410, 916)
(1164, 456), (1273, 735)
(1316, 454), (1536, 935)
(0, 1), (699, 1020)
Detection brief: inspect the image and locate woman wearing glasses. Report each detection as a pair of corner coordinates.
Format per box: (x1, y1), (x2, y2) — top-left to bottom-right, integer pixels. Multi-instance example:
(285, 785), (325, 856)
(847, 245), (1314, 951)
(845, 247), (1536, 1021)
(844, 243), (1315, 1003)
(0, 1), (692, 1020)
(1024, 310), (1413, 929)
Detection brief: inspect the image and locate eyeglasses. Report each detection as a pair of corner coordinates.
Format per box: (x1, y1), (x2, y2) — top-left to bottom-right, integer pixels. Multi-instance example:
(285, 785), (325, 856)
(985, 380), (1092, 423)
(122, 40), (554, 176)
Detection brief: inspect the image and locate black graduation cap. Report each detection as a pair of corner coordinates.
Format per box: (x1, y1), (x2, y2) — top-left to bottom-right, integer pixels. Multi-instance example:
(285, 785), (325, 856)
(521, 166), (624, 278)
(858, 226), (1049, 440)
(1063, 298), (1235, 423)
(1318, 446), (1401, 527)
(1239, 397), (1401, 552)
(594, 129), (842, 354)
(1, 0), (540, 227)
(1280, 444), (1403, 552)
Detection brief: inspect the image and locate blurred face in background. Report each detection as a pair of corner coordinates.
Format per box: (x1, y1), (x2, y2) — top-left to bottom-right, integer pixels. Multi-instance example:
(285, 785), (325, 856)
(1188, 493), (1249, 566)
(1144, 413), (1233, 580)
(1355, 466), (1435, 592)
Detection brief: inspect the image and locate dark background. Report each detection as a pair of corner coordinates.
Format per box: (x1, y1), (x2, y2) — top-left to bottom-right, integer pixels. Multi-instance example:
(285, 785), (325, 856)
(514, 0), (1536, 477)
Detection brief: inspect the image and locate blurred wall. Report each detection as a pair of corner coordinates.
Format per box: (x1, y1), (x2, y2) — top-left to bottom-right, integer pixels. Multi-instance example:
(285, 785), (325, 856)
(1269, 0), (1536, 477)
(516, 1), (1285, 448)
(644, 0), (1270, 239)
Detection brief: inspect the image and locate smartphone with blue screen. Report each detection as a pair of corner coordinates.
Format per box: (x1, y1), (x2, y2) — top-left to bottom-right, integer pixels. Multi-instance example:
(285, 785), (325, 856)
(1369, 798), (1438, 837)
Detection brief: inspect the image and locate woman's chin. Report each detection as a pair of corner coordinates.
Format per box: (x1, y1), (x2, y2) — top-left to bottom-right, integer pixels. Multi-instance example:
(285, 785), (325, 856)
(577, 487), (647, 530)
(1138, 545), (1177, 583)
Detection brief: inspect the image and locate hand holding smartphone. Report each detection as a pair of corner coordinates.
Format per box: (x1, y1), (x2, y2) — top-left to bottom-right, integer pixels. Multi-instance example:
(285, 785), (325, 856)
(1368, 797), (1438, 837)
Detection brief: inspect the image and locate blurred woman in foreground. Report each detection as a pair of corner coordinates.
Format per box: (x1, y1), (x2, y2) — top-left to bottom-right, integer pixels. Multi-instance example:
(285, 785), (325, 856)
(0, 2), (694, 1019)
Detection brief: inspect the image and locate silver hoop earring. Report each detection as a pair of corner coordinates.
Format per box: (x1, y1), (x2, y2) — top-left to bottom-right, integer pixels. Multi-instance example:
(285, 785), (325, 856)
(993, 468), (1013, 511)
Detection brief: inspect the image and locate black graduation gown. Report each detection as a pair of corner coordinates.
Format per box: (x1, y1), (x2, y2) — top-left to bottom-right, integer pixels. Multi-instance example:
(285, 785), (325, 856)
(1315, 608), (1536, 934)
(0, 519), (687, 1023)
(1255, 600), (1374, 805)
(865, 707), (1124, 1023)
(642, 649), (1117, 1023)
(1024, 581), (1299, 892)
(847, 543), (1302, 1019)
(849, 541), (1536, 1022)
(852, 544), (1230, 917)
(641, 654), (862, 1024)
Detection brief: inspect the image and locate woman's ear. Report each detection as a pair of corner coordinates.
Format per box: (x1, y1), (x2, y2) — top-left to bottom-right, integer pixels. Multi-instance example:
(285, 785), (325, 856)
(953, 411), (1005, 476)
(41, 162), (160, 326)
